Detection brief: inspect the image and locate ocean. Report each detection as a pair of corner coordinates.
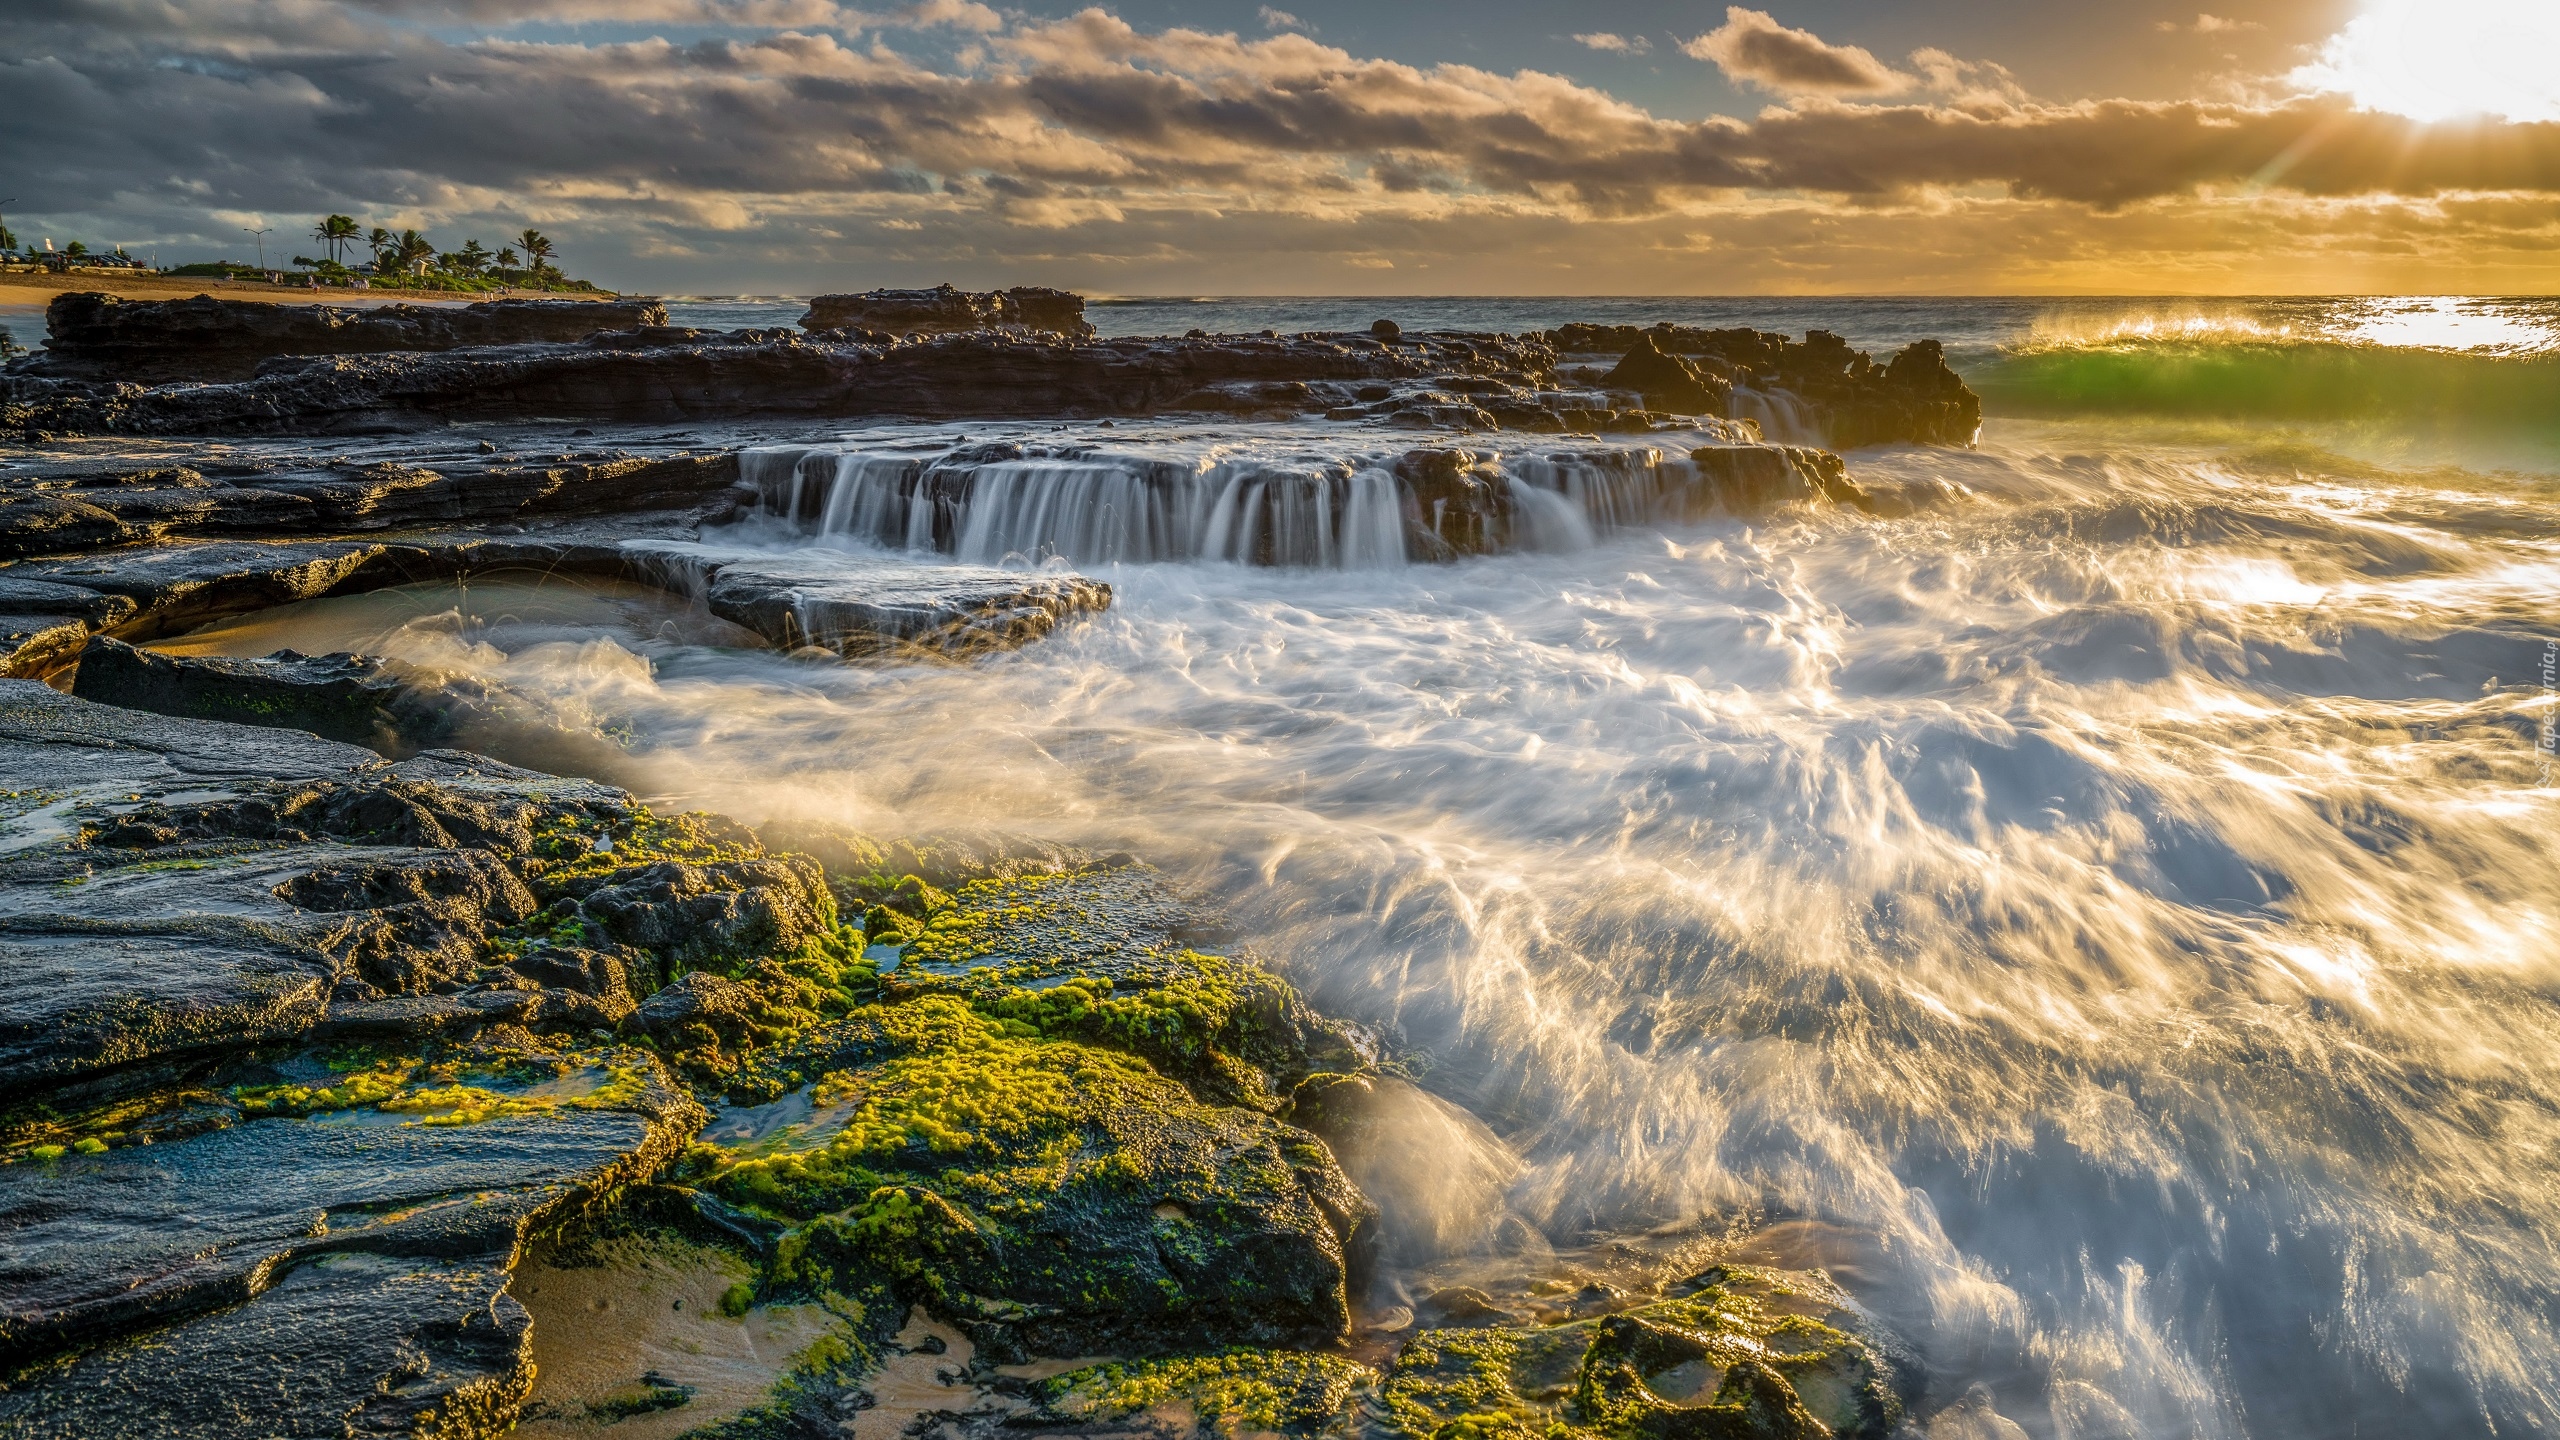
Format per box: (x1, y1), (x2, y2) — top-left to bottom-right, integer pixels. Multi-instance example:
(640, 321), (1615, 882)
(83, 294), (2560, 1437)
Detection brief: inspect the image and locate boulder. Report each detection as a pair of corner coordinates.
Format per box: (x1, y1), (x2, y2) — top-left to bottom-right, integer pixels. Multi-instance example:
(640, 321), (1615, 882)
(674, 856), (1381, 1363)
(629, 970), (765, 1050)
(33, 292), (669, 382)
(1602, 334), (1727, 415)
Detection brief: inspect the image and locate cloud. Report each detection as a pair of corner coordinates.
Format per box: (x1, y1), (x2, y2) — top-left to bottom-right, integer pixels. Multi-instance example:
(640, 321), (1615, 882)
(1575, 33), (1650, 56)
(1258, 7), (1302, 32)
(5, 1), (2560, 294)
(1682, 7), (1910, 96)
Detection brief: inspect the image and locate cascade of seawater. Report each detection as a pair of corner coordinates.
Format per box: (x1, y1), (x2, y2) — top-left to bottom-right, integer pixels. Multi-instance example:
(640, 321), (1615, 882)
(745, 437), (1794, 568)
(1511, 449), (1679, 534)
(815, 454), (928, 549)
(1732, 386), (1820, 444)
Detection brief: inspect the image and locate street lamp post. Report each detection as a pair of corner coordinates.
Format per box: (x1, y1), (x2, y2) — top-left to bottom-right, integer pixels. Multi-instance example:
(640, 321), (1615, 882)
(243, 224), (272, 273)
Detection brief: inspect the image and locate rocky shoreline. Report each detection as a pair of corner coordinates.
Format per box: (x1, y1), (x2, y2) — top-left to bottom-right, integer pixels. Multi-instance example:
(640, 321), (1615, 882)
(0, 291), (1968, 1440)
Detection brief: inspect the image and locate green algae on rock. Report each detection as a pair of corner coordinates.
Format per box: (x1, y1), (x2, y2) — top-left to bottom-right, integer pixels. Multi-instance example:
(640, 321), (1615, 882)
(0, 1038), (704, 1440)
(1380, 1267), (1910, 1440)
(872, 860), (1378, 1110)
(684, 992), (1373, 1362)
(1035, 1350), (1379, 1435)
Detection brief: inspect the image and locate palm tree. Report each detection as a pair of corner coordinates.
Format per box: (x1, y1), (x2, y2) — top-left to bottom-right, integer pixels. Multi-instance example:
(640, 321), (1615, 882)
(392, 229), (436, 278)
(312, 214), (359, 266)
(365, 227), (392, 271)
(495, 246), (519, 272)
(516, 228), (554, 279)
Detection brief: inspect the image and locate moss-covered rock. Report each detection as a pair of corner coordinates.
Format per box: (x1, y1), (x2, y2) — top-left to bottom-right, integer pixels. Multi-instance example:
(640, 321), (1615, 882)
(684, 994), (1371, 1361)
(875, 859), (1375, 1110)
(1381, 1267), (1909, 1440)
(1035, 1350), (1377, 1435)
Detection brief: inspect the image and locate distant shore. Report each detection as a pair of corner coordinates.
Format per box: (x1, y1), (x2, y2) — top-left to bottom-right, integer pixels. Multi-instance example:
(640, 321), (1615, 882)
(0, 271), (624, 307)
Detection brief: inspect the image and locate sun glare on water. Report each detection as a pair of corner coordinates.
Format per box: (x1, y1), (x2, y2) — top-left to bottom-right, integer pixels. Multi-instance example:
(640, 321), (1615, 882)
(2296, 0), (2560, 123)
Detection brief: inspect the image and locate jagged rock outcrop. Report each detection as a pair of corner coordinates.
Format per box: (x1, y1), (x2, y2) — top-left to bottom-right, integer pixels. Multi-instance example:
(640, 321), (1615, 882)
(1601, 333), (1728, 415)
(1552, 323), (1983, 446)
(30, 293), (667, 383)
(799, 283), (1095, 341)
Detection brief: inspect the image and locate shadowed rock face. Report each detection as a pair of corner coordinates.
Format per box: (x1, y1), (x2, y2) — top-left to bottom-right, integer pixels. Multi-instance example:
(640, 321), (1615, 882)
(1555, 324), (1983, 447)
(800, 284), (1095, 341)
(31, 293), (669, 383)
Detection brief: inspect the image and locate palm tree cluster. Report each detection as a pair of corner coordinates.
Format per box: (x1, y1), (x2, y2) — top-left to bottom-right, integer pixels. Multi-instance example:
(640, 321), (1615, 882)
(297, 215), (571, 289)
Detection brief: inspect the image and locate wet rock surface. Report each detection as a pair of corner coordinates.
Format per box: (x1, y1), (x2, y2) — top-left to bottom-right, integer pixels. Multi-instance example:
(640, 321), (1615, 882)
(69, 634), (501, 751)
(27, 293), (668, 384)
(629, 539), (1113, 657)
(0, 443), (740, 560)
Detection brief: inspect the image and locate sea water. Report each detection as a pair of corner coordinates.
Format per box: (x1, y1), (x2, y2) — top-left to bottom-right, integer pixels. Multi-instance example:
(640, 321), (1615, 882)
(176, 296), (2560, 1438)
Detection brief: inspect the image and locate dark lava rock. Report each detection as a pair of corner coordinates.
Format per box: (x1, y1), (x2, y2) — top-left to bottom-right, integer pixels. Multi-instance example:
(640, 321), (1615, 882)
(561, 856), (832, 987)
(0, 1044), (702, 1439)
(1371, 319), (1402, 341)
(0, 450), (738, 561)
(9, 538), (383, 640)
(32, 292), (668, 383)
(626, 540), (1112, 658)
(800, 284), (1095, 341)
(684, 857), (1381, 1363)
(3, 328), (1558, 437)
(1602, 334), (1729, 416)
(630, 970), (765, 1050)
(70, 636), (485, 752)
(0, 683), (836, 1093)
(1553, 321), (1981, 446)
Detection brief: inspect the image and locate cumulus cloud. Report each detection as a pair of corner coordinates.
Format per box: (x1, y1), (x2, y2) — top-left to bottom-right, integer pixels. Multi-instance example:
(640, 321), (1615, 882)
(4, 1), (2559, 292)
(1575, 33), (1650, 55)
(1258, 7), (1302, 32)
(1682, 7), (1910, 96)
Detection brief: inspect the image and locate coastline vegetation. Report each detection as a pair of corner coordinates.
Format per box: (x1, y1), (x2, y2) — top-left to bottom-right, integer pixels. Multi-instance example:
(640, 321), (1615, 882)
(4, 212), (612, 295)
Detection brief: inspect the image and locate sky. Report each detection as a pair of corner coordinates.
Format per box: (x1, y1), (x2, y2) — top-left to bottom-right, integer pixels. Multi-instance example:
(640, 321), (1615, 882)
(5, 0), (2559, 295)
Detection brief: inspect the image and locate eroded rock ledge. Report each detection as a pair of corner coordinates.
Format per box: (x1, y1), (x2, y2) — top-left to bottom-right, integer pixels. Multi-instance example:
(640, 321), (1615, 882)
(6, 299), (1981, 449)
(28, 294), (667, 384)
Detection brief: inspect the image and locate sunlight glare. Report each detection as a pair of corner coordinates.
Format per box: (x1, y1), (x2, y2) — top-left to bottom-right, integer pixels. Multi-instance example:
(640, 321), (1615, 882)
(2294, 0), (2560, 124)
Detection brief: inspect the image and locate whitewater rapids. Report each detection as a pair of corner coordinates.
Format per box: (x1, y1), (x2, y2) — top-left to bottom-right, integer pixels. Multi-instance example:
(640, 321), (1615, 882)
(170, 379), (2560, 1436)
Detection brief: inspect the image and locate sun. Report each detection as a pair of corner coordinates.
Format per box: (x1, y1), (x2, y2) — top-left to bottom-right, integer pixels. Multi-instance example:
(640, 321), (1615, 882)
(2294, 0), (2560, 124)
